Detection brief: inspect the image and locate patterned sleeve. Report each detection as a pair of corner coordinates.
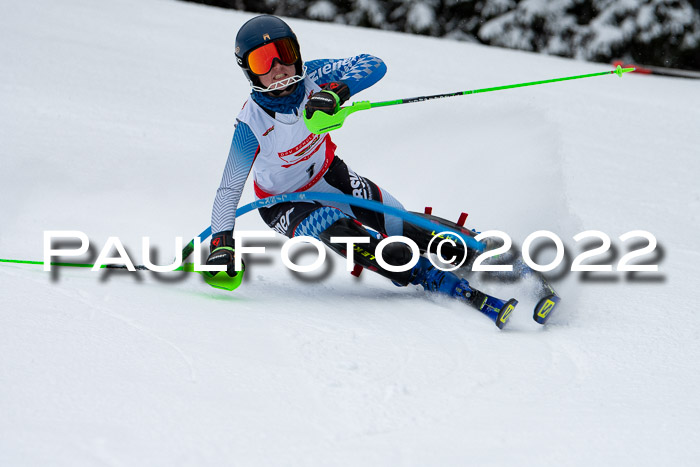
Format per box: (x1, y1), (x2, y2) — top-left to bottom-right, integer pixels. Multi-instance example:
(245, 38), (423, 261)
(210, 121), (259, 235)
(306, 54), (387, 96)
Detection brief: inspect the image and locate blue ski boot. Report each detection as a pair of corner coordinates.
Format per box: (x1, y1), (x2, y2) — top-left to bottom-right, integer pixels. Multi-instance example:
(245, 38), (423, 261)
(410, 256), (517, 329)
(410, 256), (462, 296)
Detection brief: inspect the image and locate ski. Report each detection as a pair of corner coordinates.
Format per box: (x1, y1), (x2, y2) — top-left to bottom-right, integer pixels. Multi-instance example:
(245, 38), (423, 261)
(528, 269), (561, 325)
(533, 293), (560, 325)
(500, 257), (562, 325)
(408, 209), (562, 326)
(457, 282), (517, 329)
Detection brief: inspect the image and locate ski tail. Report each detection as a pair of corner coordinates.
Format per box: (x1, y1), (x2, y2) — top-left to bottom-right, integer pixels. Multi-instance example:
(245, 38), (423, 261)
(524, 263), (561, 325)
(533, 294), (560, 325)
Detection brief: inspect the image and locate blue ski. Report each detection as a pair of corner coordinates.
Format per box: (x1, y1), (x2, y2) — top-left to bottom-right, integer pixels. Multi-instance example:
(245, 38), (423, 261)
(456, 281), (517, 329)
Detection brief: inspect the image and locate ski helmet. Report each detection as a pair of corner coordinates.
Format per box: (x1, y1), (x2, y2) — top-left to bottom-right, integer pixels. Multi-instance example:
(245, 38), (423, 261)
(235, 15), (305, 92)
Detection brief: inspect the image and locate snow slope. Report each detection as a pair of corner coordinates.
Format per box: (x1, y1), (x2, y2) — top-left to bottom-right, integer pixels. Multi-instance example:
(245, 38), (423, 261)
(1, 0), (699, 465)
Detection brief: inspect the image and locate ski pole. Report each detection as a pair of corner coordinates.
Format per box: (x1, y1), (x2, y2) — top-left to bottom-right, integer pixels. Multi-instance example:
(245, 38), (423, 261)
(0, 257), (198, 272)
(0, 258), (242, 291)
(305, 65), (635, 134)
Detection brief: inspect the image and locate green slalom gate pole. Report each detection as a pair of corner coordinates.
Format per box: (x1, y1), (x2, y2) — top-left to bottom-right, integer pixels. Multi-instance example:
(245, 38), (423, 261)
(305, 65), (635, 134)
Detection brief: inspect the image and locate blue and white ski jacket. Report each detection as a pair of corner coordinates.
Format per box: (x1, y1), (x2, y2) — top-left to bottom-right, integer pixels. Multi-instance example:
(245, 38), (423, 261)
(210, 54), (386, 235)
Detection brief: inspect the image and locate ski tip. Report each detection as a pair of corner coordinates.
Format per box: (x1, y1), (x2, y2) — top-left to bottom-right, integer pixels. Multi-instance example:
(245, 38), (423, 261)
(496, 299), (518, 330)
(533, 294), (561, 325)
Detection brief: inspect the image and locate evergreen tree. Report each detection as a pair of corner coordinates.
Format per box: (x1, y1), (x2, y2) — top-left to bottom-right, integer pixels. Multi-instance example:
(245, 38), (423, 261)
(177, 0), (700, 70)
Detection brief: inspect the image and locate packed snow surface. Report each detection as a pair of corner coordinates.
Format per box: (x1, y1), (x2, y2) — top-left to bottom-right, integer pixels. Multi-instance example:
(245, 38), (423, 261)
(1, 0), (699, 465)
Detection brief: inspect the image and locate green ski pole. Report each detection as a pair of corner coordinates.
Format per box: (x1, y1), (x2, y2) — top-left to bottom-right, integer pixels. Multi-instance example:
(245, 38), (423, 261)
(305, 65), (635, 134)
(0, 257), (193, 271)
(0, 258), (243, 291)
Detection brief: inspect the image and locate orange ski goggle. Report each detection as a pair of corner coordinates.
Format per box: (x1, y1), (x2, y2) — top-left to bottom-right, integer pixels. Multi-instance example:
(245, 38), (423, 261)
(246, 38), (299, 76)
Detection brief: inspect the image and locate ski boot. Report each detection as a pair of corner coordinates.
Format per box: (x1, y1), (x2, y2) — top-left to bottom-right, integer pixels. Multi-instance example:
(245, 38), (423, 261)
(410, 256), (517, 329)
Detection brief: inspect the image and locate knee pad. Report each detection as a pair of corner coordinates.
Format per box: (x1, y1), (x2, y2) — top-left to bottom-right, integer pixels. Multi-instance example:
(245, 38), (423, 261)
(403, 213), (477, 266)
(319, 217), (414, 286)
(380, 242), (414, 268)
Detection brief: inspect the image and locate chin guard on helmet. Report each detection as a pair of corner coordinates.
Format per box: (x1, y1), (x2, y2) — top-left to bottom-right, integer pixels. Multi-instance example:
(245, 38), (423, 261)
(249, 64), (307, 93)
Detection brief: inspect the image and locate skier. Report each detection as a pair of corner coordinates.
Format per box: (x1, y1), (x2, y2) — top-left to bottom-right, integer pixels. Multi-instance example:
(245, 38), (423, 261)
(204, 14), (517, 326)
